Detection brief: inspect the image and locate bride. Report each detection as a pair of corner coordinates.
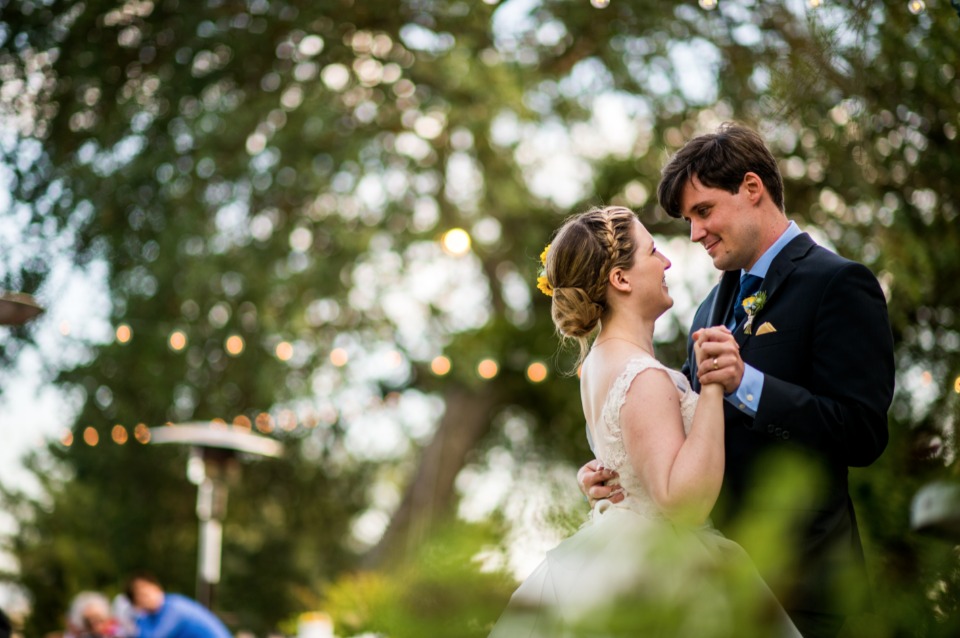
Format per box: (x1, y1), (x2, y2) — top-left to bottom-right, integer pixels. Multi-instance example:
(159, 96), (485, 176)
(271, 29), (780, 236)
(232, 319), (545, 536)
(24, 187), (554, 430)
(489, 206), (799, 637)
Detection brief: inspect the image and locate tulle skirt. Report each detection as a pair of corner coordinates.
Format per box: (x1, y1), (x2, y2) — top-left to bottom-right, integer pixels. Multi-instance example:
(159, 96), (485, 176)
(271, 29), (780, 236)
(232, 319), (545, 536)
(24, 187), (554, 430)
(489, 502), (801, 638)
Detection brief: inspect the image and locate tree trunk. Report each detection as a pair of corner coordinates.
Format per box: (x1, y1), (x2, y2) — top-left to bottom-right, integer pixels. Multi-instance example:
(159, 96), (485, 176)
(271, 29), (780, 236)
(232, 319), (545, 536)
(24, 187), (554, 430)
(364, 385), (500, 567)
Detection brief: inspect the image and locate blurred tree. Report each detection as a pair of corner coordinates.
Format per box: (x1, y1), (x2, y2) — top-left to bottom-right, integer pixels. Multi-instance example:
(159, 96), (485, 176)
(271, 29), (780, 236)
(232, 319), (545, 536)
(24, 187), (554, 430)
(1, 0), (959, 636)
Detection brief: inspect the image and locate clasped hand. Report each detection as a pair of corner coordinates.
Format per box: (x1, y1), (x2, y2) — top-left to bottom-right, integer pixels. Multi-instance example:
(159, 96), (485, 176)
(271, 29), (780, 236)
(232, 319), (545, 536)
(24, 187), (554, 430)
(693, 326), (744, 394)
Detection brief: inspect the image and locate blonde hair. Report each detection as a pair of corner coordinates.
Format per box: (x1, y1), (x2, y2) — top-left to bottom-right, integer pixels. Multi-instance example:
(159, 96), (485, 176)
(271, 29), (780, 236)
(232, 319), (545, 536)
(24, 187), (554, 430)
(544, 206), (639, 366)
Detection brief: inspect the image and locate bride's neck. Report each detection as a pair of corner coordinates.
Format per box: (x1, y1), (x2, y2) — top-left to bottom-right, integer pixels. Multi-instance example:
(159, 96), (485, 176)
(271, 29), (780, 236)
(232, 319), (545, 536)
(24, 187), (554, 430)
(596, 312), (656, 354)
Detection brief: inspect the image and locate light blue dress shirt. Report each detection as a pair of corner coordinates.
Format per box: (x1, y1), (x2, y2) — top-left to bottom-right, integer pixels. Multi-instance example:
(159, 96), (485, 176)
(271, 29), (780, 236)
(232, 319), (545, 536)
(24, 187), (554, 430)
(726, 221), (802, 416)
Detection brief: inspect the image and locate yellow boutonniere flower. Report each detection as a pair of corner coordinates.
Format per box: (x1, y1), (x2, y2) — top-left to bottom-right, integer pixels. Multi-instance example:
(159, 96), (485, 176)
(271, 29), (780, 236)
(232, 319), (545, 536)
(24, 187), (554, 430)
(536, 243), (553, 297)
(742, 291), (767, 335)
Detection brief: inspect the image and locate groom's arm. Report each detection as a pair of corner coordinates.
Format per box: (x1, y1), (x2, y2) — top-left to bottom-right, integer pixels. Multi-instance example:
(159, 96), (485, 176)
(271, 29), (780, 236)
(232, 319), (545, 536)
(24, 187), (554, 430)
(751, 262), (894, 467)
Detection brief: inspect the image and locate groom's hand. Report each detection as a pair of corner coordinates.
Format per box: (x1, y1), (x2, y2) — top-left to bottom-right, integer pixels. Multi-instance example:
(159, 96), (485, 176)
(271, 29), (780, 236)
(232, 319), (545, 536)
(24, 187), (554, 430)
(694, 326), (744, 394)
(577, 459), (624, 506)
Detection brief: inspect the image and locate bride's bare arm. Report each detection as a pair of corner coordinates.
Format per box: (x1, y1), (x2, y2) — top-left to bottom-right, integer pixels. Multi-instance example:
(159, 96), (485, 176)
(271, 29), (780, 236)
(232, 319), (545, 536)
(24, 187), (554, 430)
(619, 370), (725, 525)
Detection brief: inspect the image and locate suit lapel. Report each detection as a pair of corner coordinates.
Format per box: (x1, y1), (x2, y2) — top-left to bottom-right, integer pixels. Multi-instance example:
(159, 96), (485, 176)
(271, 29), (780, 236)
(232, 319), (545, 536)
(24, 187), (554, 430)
(710, 271), (740, 327)
(734, 232), (816, 348)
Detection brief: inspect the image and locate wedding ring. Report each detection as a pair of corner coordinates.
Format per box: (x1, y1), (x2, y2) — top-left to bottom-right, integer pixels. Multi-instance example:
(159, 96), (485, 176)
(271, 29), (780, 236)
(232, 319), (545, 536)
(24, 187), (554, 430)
(713, 357), (719, 370)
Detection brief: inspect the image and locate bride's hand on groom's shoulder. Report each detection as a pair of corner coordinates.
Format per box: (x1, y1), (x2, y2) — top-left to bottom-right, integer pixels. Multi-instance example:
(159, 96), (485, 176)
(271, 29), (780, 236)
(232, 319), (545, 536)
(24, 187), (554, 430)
(693, 326), (743, 394)
(577, 459), (624, 506)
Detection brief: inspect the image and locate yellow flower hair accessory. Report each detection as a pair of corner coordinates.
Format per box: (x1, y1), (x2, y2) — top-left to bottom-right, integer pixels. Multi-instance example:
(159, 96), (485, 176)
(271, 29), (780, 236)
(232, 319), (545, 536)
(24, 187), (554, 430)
(536, 243), (553, 297)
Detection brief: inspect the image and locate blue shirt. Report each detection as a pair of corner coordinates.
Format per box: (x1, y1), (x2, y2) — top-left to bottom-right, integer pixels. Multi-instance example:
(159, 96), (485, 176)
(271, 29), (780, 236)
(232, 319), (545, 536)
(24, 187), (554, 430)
(727, 221), (802, 416)
(135, 593), (232, 638)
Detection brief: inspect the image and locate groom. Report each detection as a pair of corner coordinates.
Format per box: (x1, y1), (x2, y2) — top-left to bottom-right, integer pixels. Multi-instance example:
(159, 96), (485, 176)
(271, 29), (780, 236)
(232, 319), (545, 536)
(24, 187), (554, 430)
(579, 123), (894, 638)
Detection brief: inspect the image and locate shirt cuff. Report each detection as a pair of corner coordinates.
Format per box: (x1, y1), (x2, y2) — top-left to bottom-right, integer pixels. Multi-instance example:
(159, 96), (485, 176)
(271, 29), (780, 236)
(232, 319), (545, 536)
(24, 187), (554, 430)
(724, 364), (763, 416)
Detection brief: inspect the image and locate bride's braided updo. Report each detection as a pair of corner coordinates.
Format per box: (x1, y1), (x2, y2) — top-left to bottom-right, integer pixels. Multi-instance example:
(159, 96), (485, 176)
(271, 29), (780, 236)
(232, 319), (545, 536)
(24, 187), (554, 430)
(543, 206), (639, 364)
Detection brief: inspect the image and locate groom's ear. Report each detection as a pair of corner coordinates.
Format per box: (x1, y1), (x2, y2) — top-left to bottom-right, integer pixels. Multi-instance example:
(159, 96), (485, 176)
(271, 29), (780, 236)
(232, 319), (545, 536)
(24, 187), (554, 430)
(741, 172), (764, 205)
(608, 267), (631, 292)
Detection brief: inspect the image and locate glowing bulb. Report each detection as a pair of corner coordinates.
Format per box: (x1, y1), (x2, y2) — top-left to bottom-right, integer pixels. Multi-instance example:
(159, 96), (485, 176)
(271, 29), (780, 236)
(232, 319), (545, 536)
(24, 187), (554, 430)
(275, 341), (294, 361)
(225, 334), (245, 356)
(255, 412), (275, 433)
(169, 330), (187, 351)
(134, 423), (151, 444)
(954, 376), (960, 394)
(590, 0), (610, 8)
(808, 0), (822, 7)
(116, 324), (133, 343)
(61, 430), (74, 447)
(441, 228), (472, 256)
(431, 356), (451, 375)
(112, 425), (128, 445)
(526, 362), (548, 383)
(330, 347), (349, 367)
(907, 0), (925, 14)
(233, 415), (252, 430)
(477, 358), (499, 379)
(699, 0), (718, 9)
(83, 427), (99, 446)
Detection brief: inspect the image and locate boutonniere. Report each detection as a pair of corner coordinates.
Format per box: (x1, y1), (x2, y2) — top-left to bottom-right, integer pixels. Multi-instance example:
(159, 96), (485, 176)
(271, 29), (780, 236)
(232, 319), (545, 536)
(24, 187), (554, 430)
(742, 291), (767, 335)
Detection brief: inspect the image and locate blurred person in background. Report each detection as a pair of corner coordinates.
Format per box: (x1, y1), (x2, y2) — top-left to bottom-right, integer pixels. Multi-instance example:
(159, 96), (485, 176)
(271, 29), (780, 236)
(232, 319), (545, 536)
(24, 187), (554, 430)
(125, 573), (231, 638)
(65, 592), (127, 638)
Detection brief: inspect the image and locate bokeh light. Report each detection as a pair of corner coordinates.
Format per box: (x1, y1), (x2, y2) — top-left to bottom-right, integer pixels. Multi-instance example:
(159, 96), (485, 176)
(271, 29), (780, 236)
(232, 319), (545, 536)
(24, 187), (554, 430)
(431, 355), (451, 376)
(134, 423), (151, 444)
(169, 330), (187, 351)
(83, 427), (99, 446)
(590, 0), (610, 7)
(233, 415), (252, 430)
(908, 0), (925, 15)
(330, 348), (349, 367)
(699, 0), (718, 9)
(61, 430), (73, 447)
(59, 321), (71, 336)
(526, 362), (548, 383)
(477, 358), (499, 379)
(111, 424), (128, 445)
(256, 412), (275, 433)
(225, 334), (245, 356)
(275, 341), (294, 361)
(441, 228), (472, 256)
(954, 375), (960, 393)
(116, 324), (132, 343)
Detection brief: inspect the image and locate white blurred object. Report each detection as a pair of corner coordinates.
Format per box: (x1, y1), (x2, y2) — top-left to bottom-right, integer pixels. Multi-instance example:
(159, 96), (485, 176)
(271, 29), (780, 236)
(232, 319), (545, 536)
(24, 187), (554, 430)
(298, 612), (335, 638)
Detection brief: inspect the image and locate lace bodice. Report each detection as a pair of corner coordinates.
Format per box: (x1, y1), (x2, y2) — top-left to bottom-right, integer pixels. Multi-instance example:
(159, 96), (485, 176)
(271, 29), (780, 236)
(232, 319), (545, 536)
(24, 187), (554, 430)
(589, 355), (699, 519)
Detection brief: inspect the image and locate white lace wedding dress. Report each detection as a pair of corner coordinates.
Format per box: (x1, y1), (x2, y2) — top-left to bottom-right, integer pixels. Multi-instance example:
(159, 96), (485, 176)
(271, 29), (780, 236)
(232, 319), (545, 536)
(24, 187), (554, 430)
(489, 356), (801, 637)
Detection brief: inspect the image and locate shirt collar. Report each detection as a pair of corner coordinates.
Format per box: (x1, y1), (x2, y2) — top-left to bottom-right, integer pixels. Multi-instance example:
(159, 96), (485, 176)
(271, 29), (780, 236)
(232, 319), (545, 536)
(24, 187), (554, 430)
(743, 220), (801, 279)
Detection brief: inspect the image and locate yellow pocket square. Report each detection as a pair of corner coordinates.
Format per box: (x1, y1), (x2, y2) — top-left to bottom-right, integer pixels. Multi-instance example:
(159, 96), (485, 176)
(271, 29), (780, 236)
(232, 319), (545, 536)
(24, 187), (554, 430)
(755, 322), (777, 336)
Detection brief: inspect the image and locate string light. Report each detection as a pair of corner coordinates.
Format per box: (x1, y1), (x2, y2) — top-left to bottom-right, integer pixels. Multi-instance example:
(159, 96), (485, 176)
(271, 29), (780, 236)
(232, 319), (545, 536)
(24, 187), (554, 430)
(112, 425), (128, 445)
(441, 228), (472, 256)
(808, 0), (823, 8)
(477, 358), (499, 379)
(61, 430), (74, 447)
(225, 334), (245, 356)
(116, 324), (133, 343)
(134, 423), (151, 443)
(907, 0), (925, 14)
(275, 341), (294, 361)
(954, 375), (960, 393)
(169, 330), (187, 351)
(526, 362), (548, 383)
(83, 427), (99, 446)
(590, 0), (610, 8)
(330, 348), (349, 367)
(431, 355), (451, 376)
(699, 0), (718, 10)
(255, 412), (275, 433)
(233, 415), (252, 430)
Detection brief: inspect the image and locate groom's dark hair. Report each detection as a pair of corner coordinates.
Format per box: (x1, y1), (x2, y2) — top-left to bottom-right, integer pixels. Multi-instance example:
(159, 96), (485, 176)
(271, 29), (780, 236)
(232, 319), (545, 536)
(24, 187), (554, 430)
(657, 122), (785, 218)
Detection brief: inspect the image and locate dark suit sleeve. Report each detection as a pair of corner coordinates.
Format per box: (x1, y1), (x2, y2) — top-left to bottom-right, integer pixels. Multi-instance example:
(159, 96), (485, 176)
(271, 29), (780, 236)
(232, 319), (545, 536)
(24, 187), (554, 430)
(752, 261), (894, 467)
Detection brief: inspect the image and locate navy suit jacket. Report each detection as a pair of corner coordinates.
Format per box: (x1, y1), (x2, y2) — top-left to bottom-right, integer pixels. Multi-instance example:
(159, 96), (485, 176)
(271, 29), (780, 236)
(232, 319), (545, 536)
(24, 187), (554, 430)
(683, 233), (894, 621)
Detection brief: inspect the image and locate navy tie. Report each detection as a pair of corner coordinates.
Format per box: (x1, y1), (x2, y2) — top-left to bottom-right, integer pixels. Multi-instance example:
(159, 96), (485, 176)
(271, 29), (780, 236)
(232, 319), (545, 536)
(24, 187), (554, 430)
(734, 274), (764, 326)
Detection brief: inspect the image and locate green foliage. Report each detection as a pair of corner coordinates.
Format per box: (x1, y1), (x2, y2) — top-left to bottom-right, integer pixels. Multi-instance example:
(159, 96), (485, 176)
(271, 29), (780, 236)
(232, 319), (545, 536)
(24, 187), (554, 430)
(321, 520), (514, 638)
